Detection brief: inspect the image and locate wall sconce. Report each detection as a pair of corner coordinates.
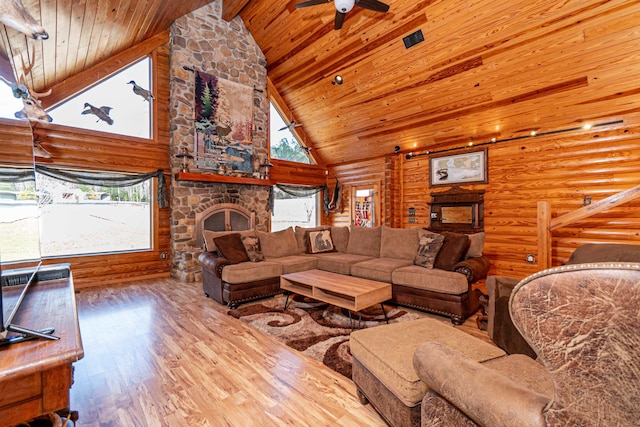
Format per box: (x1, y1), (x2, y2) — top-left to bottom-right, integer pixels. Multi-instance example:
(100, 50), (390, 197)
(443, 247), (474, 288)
(176, 147), (193, 173)
(332, 75), (343, 85)
(259, 158), (274, 179)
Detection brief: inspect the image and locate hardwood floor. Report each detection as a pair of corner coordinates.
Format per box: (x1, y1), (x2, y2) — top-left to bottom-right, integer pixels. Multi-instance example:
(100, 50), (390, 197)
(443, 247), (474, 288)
(70, 277), (491, 426)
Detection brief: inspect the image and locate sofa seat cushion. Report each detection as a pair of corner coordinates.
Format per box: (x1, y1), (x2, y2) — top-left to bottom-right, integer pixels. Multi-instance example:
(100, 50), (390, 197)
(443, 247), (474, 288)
(266, 255), (318, 274)
(350, 318), (505, 407)
(351, 258), (413, 283)
(481, 354), (554, 397)
(392, 265), (468, 295)
(315, 253), (373, 275)
(221, 261), (282, 284)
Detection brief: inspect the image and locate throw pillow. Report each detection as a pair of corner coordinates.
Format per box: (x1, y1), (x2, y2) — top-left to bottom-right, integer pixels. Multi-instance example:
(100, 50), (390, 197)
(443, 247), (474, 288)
(213, 233), (249, 264)
(433, 231), (471, 271)
(414, 230), (445, 268)
(241, 235), (264, 262)
(295, 226), (329, 253)
(465, 232), (485, 259)
(306, 229), (335, 254)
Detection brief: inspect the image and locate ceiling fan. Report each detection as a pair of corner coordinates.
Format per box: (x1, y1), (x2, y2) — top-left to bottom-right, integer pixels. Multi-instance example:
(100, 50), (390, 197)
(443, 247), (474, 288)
(295, 0), (390, 30)
(278, 120), (303, 132)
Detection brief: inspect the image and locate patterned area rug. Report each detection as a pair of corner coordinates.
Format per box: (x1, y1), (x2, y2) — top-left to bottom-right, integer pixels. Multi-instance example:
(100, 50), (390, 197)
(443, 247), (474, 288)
(228, 294), (425, 379)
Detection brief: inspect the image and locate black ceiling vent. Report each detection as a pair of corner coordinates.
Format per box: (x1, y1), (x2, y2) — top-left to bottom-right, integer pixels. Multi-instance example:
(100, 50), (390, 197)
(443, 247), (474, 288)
(403, 29), (424, 49)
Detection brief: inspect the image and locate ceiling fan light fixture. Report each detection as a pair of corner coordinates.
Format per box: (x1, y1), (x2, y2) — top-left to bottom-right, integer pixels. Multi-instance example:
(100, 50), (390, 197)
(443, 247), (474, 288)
(334, 0), (355, 13)
(332, 75), (343, 85)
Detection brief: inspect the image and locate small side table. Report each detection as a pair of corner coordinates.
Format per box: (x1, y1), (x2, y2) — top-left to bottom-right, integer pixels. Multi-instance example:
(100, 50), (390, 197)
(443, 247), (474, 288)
(472, 279), (488, 330)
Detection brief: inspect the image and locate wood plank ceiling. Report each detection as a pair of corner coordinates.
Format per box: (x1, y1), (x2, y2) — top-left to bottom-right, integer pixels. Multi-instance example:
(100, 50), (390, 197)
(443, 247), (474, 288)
(2, 0), (640, 167)
(237, 0), (640, 165)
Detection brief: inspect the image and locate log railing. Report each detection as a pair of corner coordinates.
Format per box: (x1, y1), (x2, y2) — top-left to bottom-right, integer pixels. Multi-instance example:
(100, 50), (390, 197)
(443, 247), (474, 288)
(537, 184), (640, 269)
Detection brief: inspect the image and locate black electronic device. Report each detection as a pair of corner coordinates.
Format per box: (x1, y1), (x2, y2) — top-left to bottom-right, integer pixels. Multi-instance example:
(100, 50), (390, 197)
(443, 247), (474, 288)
(0, 262), (67, 346)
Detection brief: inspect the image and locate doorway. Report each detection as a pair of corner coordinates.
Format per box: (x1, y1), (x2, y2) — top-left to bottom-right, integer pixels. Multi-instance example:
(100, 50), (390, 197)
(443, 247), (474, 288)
(351, 184), (380, 227)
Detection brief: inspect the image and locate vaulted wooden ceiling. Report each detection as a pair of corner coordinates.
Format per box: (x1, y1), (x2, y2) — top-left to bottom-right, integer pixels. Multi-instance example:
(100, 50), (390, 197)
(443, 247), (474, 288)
(2, 0), (639, 167)
(237, 0), (640, 166)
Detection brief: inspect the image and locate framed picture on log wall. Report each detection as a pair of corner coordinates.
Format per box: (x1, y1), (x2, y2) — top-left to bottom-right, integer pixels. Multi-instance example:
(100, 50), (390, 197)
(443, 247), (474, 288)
(429, 148), (488, 187)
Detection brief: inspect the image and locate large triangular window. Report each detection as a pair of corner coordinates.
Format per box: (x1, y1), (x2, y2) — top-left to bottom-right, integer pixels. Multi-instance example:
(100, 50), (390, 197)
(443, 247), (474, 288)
(48, 57), (153, 139)
(269, 102), (312, 164)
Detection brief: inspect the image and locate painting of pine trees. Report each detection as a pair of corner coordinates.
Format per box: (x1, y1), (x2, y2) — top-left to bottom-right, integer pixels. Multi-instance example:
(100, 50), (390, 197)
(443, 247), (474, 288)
(194, 71), (253, 173)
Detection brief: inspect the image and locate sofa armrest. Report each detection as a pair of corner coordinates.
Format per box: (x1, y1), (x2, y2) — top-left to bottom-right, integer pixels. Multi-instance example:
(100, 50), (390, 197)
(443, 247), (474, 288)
(413, 342), (549, 427)
(452, 256), (491, 284)
(198, 252), (231, 279)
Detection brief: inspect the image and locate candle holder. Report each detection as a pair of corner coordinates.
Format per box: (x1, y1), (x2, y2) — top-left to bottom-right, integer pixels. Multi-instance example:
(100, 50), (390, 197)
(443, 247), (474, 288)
(176, 147), (194, 173)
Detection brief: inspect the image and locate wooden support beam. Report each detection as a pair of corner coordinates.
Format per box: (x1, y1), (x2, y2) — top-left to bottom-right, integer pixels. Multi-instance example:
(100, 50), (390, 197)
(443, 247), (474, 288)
(537, 201), (552, 270)
(222, 0), (251, 22)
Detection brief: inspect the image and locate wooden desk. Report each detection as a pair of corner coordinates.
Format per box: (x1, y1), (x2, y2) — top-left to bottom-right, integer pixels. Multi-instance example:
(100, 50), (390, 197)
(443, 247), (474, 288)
(0, 270), (83, 427)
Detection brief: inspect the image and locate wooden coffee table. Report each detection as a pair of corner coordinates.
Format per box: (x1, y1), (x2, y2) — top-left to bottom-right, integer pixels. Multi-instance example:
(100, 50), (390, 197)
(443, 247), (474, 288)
(280, 269), (392, 327)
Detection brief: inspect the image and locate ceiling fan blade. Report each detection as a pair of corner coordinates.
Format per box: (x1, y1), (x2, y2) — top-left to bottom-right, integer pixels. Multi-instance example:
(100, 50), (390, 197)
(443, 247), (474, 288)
(334, 11), (346, 30)
(295, 0), (332, 8)
(356, 0), (390, 13)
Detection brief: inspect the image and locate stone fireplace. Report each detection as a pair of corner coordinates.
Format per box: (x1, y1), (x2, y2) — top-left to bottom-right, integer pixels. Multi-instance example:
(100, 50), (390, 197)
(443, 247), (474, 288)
(169, 1), (270, 282)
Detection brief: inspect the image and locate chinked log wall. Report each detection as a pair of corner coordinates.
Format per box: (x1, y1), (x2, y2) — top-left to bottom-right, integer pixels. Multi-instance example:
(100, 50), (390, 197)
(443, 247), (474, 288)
(3, 33), (172, 288)
(329, 118), (640, 280)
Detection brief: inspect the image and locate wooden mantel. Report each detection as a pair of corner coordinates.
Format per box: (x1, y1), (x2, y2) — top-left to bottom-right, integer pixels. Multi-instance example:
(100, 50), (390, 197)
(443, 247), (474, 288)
(175, 172), (276, 186)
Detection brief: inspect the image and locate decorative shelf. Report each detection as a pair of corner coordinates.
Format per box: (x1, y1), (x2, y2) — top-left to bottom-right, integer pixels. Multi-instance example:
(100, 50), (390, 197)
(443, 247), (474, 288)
(175, 172), (276, 186)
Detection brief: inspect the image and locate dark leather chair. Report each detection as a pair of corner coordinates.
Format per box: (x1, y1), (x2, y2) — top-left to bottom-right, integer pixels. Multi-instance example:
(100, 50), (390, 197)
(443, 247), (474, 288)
(487, 243), (640, 356)
(415, 262), (640, 426)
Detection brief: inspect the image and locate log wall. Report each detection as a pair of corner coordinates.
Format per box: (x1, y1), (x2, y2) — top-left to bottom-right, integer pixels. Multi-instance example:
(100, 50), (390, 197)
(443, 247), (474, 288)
(328, 117), (640, 280)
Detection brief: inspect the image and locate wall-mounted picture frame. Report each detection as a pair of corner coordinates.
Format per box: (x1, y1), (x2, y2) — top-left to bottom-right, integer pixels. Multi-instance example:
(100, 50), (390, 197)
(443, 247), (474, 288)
(429, 148), (488, 187)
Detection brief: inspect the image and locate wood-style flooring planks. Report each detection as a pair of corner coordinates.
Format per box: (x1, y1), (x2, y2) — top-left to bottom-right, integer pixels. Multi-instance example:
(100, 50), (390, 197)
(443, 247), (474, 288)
(70, 277), (491, 426)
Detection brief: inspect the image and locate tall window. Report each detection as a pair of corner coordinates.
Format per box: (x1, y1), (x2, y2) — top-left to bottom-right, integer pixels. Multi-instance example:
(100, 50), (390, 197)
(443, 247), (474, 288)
(49, 58), (153, 139)
(271, 187), (319, 231)
(35, 172), (152, 257)
(269, 100), (320, 230)
(0, 172), (40, 262)
(269, 102), (311, 164)
(0, 84), (25, 121)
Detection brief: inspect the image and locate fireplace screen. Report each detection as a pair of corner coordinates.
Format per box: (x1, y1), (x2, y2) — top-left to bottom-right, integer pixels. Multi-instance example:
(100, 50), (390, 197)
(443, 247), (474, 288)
(195, 204), (255, 248)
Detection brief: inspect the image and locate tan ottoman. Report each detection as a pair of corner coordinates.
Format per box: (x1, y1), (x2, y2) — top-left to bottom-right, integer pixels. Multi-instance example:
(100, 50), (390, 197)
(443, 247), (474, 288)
(350, 318), (505, 426)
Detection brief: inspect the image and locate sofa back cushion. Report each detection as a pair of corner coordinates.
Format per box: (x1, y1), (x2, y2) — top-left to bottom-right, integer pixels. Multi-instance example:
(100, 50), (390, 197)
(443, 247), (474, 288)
(257, 226), (299, 258)
(434, 231), (470, 271)
(347, 226), (381, 257)
(567, 243), (640, 264)
(330, 226), (350, 252)
(213, 233), (249, 264)
(380, 226), (420, 260)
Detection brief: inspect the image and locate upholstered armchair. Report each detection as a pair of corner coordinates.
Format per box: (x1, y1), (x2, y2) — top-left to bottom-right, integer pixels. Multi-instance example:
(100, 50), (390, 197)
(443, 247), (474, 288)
(414, 263), (640, 426)
(487, 243), (640, 356)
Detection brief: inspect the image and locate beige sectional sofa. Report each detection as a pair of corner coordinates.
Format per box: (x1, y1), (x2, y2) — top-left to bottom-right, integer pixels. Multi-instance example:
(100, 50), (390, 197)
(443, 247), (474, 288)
(198, 225), (490, 324)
